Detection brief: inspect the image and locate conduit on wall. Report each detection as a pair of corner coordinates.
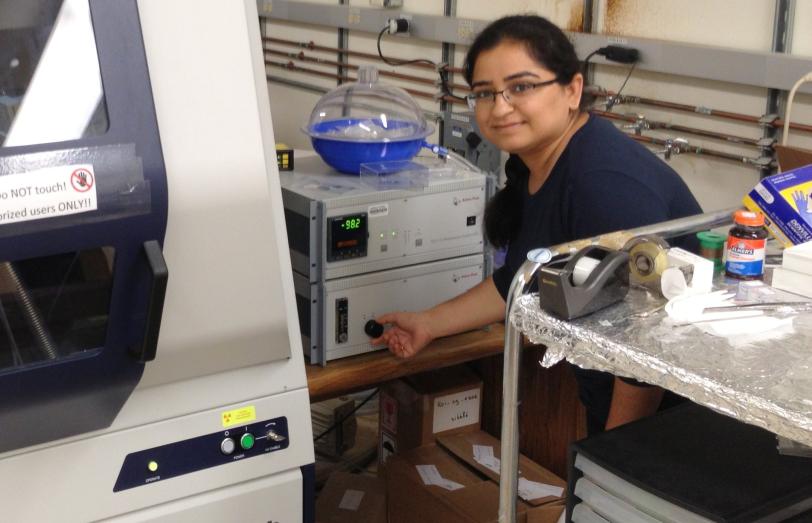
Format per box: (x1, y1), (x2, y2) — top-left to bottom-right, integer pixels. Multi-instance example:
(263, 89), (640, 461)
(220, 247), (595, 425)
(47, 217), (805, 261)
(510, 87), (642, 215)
(265, 60), (778, 169)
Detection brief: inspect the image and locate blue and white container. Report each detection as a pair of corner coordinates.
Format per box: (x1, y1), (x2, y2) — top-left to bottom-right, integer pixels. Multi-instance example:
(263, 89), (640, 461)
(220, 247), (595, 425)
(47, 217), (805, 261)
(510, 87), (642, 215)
(302, 66), (433, 174)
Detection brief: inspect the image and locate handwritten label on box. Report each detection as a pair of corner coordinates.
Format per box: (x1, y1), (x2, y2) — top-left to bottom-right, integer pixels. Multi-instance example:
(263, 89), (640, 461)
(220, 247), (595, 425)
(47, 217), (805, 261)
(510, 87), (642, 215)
(432, 387), (480, 434)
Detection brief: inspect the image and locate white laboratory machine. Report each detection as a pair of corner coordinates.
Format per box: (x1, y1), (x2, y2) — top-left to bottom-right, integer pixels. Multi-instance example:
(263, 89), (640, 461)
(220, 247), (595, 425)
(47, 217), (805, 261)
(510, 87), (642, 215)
(0, 0), (314, 521)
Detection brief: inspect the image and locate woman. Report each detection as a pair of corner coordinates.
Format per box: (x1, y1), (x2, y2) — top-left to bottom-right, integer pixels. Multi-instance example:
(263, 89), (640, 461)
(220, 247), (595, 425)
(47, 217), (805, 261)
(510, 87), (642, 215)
(372, 15), (701, 435)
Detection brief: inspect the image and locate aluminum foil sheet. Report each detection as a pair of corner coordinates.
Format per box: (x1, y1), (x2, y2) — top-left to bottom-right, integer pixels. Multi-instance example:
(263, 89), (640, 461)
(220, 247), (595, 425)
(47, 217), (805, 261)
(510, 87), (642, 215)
(510, 282), (812, 447)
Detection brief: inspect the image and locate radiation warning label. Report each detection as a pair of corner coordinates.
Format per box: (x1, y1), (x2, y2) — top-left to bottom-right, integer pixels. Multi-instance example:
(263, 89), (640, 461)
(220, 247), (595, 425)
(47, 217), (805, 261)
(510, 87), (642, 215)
(0, 164), (98, 226)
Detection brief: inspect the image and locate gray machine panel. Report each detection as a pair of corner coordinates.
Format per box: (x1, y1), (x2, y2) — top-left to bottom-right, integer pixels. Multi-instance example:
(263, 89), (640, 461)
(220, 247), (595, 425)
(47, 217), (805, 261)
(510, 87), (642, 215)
(298, 254), (484, 365)
(442, 111), (502, 175)
(281, 154), (487, 282)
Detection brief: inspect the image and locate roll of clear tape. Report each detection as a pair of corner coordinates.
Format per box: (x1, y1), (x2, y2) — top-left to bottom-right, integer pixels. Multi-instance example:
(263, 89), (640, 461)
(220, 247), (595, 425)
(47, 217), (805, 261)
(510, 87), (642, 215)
(572, 256), (601, 286)
(628, 241), (668, 284)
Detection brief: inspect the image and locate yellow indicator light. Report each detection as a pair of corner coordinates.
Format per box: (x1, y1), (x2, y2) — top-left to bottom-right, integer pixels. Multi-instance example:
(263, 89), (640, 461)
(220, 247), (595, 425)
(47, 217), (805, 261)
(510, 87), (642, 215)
(148, 461), (158, 473)
(221, 405), (257, 428)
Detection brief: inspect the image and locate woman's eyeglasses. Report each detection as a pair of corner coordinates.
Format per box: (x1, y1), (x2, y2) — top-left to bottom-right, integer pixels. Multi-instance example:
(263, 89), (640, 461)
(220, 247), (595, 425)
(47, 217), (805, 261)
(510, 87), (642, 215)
(465, 78), (559, 110)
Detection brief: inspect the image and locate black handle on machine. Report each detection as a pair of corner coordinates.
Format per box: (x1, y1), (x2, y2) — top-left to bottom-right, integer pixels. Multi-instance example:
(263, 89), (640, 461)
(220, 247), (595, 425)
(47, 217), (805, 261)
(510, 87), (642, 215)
(133, 240), (169, 362)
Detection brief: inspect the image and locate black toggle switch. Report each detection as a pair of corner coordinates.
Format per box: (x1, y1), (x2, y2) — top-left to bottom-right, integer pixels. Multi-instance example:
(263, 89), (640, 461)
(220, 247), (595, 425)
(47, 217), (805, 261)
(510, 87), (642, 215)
(364, 319), (384, 338)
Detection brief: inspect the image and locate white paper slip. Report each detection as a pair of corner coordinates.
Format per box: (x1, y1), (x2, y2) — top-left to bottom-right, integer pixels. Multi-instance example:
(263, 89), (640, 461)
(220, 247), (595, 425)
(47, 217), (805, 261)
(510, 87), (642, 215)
(472, 444), (501, 473)
(437, 478), (464, 490)
(473, 444), (494, 462)
(416, 464), (443, 486)
(517, 478), (564, 500)
(415, 464), (464, 490)
(338, 489), (365, 511)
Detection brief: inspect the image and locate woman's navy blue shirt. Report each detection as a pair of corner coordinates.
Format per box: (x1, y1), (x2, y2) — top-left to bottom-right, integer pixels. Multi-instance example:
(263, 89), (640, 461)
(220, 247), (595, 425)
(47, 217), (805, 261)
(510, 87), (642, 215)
(491, 114), (702, 435)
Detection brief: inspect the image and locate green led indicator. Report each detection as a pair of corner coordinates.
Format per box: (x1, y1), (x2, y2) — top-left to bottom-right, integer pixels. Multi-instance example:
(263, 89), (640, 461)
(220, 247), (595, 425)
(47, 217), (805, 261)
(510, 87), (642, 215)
(240, 433), (255, 450)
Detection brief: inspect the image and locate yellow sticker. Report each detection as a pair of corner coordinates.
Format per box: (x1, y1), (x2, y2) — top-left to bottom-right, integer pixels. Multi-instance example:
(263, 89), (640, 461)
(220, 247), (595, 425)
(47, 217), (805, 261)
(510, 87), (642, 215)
(221, 406), (256, 428)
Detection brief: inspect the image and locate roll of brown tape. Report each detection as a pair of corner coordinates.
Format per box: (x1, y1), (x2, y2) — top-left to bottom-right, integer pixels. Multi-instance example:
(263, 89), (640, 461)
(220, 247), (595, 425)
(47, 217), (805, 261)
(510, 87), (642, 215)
(628, 240), (668, 284)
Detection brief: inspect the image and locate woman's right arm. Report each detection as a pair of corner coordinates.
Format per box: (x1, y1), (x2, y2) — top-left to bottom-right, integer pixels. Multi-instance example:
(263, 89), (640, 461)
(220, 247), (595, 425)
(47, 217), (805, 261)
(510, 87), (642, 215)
(372, 276), (506, 358)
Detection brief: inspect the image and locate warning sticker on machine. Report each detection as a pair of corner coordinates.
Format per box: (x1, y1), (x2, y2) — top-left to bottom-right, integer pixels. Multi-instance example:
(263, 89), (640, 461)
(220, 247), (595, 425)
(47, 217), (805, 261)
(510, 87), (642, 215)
(222, 406), (257, 428)
(0, 164), (98, 226)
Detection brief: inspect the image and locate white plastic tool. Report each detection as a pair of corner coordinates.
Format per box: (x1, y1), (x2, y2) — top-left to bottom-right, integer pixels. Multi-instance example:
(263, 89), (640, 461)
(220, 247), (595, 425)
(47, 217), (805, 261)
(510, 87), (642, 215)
(660, 247), (714, 300)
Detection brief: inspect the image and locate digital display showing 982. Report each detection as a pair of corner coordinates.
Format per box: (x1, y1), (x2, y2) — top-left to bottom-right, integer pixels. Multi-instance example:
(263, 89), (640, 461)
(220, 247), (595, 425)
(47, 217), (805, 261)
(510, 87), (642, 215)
(340, 217), (363, 230)
(327, 212), (368, 261)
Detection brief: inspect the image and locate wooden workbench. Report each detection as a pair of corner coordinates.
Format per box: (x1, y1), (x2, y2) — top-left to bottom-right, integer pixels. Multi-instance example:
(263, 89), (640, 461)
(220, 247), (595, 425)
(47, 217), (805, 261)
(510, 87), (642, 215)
(305, 324), (505, 402)
(305, 321), (584, 478)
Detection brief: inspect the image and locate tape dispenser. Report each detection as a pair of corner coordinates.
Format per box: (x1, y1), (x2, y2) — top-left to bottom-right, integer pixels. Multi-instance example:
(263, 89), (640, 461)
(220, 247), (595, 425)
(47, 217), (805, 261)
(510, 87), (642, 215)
(538, 245), (630, 320)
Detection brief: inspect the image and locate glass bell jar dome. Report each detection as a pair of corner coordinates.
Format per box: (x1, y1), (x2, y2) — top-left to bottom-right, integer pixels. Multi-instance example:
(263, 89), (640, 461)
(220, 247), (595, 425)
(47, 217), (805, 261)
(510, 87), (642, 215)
(302, 65), (433, 174)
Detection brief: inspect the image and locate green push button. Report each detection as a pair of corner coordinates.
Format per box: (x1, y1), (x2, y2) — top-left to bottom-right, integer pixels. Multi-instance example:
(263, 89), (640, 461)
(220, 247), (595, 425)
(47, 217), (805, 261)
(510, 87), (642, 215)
(240, 433), (255, 450)
(147, 461), (159, 473)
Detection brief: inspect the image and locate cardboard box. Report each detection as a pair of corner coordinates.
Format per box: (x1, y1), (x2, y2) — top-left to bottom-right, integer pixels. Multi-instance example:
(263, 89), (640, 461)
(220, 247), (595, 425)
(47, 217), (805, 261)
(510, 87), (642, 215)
(771, 266), (812, 298)
(437, 431), (566, 506)
(782, 240), (812, 275)
(316, 472), (386, 523)
(312, 397), (357, 458)
(385, 444), (513, 523)
(775, 144), (812, 172)
(526, 504), (565, 523)
(743, 163), (812, 246)
(385, 444), (564, 523)
(379, 365), (483, 465)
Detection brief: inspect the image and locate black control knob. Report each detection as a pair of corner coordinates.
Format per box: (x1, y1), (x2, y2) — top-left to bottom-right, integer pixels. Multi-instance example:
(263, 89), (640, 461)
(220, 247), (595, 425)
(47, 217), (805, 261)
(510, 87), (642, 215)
(465, 131), (483, 149)
(364, 319), (384, 338)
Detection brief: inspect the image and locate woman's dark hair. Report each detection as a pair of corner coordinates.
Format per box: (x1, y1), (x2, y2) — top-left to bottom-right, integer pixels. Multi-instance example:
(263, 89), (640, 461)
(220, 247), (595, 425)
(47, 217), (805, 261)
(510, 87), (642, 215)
(463, 15), (589, 109)
(466, 15), (590, 248)
(483, 155), (525, 249)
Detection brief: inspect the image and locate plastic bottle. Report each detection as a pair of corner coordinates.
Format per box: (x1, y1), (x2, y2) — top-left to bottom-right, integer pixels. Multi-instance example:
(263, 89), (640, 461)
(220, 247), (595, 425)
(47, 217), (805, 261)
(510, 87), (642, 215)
(725, 210), (768, 280)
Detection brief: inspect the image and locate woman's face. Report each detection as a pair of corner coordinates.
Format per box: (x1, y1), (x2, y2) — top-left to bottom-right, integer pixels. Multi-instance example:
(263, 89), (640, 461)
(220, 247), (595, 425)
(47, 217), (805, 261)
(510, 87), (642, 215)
(470, 40), (583, 157)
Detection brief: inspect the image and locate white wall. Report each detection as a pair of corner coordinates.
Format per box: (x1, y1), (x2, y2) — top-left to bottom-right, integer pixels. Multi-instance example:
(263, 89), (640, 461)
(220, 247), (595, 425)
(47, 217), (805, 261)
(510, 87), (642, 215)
(263, 13), (339, 149)
(791, 1), (812, 57)
(263, 0), (812, 213)
(594, 0), (774, 50)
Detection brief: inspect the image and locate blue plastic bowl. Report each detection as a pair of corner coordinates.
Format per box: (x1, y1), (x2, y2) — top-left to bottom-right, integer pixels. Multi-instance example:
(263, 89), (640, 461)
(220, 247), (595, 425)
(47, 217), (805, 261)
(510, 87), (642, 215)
(306, 119), (430, 174)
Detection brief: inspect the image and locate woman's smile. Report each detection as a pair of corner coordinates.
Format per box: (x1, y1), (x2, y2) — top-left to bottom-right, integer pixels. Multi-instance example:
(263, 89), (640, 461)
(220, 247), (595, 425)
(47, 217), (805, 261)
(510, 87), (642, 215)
(491, 120), (526, 132)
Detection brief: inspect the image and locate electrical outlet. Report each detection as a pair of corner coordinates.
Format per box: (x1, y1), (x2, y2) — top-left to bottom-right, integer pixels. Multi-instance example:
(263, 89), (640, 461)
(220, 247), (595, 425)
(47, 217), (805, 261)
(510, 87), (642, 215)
(370, 0), (403, 7)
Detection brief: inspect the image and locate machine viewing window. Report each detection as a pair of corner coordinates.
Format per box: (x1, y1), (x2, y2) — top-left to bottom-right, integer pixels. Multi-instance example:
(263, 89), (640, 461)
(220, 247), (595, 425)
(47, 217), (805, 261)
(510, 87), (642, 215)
(0, 0), (109, 148)
(0, 247), (114, 370)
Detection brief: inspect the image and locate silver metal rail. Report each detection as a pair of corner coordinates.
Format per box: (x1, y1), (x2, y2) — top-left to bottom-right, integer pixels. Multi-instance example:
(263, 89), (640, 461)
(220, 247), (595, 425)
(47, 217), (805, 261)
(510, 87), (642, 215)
(497, 208), (737, 523)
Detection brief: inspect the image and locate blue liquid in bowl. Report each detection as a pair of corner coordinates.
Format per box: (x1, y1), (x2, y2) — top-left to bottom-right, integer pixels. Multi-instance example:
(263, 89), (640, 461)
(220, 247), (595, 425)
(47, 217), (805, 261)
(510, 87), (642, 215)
(307, 119), (428, 174)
